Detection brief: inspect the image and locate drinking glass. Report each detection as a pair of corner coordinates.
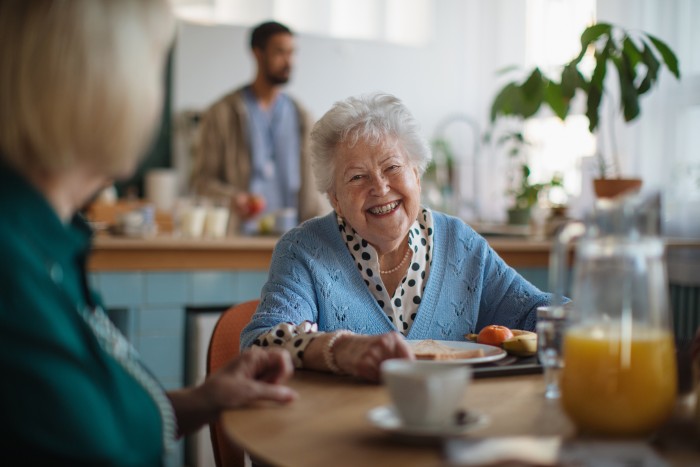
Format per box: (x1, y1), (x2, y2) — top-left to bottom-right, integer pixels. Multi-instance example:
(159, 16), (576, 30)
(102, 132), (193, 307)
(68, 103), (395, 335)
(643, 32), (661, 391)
(536, 305), (568, 399)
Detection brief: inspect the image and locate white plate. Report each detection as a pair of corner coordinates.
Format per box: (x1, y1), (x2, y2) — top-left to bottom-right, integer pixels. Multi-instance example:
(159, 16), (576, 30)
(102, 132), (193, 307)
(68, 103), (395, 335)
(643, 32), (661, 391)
(407, 340), (507, 365)
(367, 405), (488, 438)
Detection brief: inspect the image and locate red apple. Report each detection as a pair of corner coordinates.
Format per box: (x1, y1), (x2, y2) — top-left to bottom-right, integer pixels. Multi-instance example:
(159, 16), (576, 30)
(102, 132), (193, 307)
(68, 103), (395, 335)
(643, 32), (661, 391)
(247, 195), (266, 217)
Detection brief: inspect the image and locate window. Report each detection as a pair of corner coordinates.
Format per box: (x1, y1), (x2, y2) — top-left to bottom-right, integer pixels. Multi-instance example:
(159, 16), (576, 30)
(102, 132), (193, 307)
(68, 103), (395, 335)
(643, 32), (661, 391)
(170, 0), (433, 46)
(522, 0), (596, 197)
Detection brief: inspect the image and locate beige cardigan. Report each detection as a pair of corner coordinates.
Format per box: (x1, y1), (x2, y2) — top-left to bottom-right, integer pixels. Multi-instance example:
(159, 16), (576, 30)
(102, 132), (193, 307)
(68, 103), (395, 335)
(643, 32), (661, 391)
(190, 87), (329, 222)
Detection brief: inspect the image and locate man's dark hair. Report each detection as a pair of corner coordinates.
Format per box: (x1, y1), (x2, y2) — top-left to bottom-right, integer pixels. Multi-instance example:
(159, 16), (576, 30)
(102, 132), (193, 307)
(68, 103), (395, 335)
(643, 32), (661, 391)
(250, 21), (293, 50)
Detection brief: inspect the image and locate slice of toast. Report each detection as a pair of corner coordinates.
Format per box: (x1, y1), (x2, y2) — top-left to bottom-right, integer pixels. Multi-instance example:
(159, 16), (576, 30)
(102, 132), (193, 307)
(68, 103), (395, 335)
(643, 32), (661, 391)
(411, 339), (485, 360)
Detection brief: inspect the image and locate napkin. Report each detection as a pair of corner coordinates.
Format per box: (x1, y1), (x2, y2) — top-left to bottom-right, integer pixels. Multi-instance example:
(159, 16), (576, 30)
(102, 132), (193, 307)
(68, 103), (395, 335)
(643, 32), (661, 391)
(444, 437), (668, 466)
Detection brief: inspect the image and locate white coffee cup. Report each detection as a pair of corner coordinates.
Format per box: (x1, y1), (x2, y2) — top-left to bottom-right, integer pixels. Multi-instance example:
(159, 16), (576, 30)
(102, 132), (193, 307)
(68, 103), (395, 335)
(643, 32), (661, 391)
(380, 359), (471, 428)
(145, 169), (178, 213)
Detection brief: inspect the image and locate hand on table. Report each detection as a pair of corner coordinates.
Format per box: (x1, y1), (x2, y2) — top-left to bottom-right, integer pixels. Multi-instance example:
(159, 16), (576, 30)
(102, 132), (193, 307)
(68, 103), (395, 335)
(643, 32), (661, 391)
(169, 346), (297, 436)
(334, 332), (414, 382)
(204, 346), (297, 409)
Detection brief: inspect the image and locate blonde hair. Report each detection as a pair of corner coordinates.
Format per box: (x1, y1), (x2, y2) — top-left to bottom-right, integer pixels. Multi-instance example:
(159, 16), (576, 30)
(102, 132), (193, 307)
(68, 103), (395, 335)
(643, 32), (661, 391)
(0, 0), (175, 177)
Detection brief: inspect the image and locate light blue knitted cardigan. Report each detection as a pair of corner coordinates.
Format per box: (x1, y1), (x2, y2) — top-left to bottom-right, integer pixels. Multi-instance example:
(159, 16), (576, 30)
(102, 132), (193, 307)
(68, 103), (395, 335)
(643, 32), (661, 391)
(241, 211), (552, 348)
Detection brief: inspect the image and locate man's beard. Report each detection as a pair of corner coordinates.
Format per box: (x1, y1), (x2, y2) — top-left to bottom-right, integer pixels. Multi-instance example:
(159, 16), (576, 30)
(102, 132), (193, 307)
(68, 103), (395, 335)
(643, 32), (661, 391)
(266, 68), (291, 85)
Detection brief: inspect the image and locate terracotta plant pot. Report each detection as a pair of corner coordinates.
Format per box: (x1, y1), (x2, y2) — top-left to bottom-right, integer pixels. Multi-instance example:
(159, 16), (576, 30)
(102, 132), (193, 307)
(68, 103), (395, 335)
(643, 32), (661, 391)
(593, 178), (642, 199)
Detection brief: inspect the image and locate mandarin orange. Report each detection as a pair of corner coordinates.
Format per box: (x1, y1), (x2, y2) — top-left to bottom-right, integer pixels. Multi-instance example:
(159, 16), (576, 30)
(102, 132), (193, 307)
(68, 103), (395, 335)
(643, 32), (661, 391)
(477, 325), (514, 346)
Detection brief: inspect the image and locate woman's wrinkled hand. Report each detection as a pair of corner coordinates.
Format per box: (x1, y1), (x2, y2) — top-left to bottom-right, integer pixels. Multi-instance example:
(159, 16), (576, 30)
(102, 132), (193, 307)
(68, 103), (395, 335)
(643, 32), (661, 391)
(334, 332), (415, 382)
(205, 346), (298, 410)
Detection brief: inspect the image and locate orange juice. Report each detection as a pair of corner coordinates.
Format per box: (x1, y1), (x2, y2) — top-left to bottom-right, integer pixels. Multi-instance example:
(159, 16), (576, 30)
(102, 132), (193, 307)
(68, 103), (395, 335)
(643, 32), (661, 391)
(561, 324), (677, 437)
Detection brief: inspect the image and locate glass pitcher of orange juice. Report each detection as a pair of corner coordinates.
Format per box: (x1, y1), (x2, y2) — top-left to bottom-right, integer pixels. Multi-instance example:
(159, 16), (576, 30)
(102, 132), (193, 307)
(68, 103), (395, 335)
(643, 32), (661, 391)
(551, 193), (677, 437)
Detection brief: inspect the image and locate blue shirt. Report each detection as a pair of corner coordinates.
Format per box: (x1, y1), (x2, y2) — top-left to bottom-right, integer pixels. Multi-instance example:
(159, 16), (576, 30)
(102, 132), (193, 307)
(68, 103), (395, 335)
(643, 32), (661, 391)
(243, 87), (300, 225)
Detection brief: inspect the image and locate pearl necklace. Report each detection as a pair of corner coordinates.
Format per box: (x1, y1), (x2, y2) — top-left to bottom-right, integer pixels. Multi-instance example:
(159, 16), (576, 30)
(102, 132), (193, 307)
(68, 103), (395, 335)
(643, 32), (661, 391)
(380, 247), (412, 275)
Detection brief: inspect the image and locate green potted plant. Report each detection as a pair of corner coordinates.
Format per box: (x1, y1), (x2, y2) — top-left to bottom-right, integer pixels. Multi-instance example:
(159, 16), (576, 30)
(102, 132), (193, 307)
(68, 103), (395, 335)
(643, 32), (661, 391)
(487, 130), (546, 225)
(489, 22), (680, 198)
(508, 163), (545, 225)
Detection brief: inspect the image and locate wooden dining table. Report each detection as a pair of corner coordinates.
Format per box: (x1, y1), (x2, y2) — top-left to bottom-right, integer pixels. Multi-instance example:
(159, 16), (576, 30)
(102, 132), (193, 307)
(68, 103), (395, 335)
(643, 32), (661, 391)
(222, 370), (699, 467)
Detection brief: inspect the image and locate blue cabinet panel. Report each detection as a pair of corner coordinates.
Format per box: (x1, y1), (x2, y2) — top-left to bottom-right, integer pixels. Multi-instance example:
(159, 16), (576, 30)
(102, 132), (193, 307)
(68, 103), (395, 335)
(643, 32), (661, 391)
(136, 334), (184, 384)
(94, 272), (144, 307)
(231, 270), (268, 302)
(189, 271), (238, 306)
(145, 272), (188, 306)
(138, 306), (185, 336)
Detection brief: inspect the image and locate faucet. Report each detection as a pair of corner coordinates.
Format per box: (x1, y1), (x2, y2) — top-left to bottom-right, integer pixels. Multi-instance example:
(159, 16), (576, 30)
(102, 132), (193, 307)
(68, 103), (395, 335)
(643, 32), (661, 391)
(432, 114), (481, 222)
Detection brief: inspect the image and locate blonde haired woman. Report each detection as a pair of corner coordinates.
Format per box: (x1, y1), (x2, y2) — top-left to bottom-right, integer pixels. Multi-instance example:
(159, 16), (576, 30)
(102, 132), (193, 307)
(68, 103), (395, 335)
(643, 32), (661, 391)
(0, 1), (295, 463)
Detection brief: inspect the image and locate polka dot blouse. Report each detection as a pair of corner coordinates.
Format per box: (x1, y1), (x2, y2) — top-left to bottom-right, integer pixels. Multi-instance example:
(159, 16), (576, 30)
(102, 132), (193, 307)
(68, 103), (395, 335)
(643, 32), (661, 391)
(253, 207), (434, 368)
(253, 321), (320, 368)
(338, 208), (434, 334)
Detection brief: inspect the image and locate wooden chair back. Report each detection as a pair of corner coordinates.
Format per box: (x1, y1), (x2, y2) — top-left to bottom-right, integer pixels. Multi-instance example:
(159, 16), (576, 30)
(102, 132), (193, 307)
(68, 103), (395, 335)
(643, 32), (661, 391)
(206, 299), (259, 467)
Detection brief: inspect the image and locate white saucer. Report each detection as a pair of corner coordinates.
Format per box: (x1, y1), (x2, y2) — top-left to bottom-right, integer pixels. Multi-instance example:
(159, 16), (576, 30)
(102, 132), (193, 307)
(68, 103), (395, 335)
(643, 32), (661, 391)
(367, 405), (488, 438)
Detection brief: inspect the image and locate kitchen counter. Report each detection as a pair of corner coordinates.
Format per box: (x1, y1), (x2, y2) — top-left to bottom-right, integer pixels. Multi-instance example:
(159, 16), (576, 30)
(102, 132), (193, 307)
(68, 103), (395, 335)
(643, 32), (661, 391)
(89, 232), (700, 272)
(88, 233), (562, 271)
(89, 234), (279, 271)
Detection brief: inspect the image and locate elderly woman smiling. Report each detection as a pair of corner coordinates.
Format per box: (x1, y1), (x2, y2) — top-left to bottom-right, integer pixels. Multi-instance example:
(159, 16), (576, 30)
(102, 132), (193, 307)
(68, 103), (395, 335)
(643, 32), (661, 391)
(241, 92), (554, 381)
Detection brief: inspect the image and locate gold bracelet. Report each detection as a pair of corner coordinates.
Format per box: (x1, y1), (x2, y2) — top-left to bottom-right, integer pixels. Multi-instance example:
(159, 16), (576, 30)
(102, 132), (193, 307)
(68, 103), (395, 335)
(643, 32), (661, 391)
(323, 330), (353, 374)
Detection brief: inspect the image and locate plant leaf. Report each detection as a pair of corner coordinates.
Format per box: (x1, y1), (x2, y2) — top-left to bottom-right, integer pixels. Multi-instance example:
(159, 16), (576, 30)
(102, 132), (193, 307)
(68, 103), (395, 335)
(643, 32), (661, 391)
(521, 68), (544, 97)
(622, 36), (643, 69)
(638, 41), (660, 95)
(612, 55), (640, 122)
(636, 75), (652, 95)
(518, 69), (545, 118)
(582, 47), (609, 133)
(490, 82), (521, 121)
(647, 33), (680, 78)
(590, 48), (609, 92)
(544, 81), (568, 120)
(574, 23), (612, 63)
(561, 63), (584, 99)
(585, 80), (602, 132)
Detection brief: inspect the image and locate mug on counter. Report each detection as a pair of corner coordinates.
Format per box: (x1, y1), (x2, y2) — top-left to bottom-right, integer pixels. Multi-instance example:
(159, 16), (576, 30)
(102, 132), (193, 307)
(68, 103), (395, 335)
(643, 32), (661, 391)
(203, 206), (230, 238)
(180, 205), (206, 238)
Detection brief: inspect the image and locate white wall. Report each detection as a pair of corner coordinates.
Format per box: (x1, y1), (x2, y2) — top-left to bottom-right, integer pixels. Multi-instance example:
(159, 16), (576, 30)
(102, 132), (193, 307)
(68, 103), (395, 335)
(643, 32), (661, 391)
(174, 0), (700, 223)
(172, 0), (528, 221)
(174, 0), (529, 132)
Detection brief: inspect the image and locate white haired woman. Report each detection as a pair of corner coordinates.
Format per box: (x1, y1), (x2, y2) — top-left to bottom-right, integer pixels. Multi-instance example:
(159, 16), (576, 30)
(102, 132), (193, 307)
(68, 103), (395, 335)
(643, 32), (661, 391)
(241, 92), (555, 382)
(0, 1), (295, 463)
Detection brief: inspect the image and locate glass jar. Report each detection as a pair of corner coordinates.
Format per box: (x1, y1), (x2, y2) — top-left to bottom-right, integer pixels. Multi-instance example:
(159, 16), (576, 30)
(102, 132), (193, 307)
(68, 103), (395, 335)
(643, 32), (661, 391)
(552, 193), (677, 437)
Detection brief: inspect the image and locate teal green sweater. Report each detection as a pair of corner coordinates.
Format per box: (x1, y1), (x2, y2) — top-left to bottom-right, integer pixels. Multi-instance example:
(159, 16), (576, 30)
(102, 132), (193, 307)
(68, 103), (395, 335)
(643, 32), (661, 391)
(0, 165), (164, 466)
(242, 211), (552, 347)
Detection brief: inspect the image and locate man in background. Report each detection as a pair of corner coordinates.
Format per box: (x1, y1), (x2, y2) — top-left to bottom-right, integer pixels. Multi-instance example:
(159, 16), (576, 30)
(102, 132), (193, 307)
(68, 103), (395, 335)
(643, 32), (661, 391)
(191, 21), (327, 233)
